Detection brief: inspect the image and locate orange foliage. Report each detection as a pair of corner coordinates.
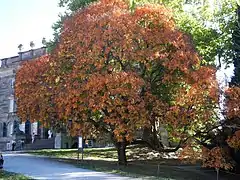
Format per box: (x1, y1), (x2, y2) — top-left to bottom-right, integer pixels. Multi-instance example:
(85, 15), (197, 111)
(50, 0), (218, 140)
(15, 55), (52, 125)
(15, 0), (219, 158)
(225, 87), (240, 151)
(226, 87), (240, 119)
(227, 130), (240, 150)
(179, 143), (202, 164)
(202, 147), (233, 170)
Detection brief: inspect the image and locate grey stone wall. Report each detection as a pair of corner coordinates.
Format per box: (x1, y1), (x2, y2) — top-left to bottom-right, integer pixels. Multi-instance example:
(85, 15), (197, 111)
(0, 47), (46, 69)
(0, 70), (14, 123)
(0, 47), (47, 150)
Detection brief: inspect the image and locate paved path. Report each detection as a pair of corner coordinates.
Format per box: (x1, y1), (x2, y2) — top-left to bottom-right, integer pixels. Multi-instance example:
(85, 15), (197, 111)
(2, 152), (136, 180)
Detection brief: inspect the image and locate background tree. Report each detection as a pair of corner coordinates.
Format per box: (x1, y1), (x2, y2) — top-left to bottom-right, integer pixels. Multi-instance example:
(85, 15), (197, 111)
(224, 3), (240, 171)
(231, 4), (240, 87)
(202, 2), (240, 171)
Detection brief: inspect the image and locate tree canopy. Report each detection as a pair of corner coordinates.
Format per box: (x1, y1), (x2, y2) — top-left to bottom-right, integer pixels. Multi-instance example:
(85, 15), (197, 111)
(16, 0), (221, 165)
(14, 0), (240, 170)
(48, 0), (238, 67)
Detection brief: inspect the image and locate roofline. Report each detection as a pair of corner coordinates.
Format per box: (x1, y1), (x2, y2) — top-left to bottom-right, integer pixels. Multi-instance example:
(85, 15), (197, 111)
(0, 46), (46, 61)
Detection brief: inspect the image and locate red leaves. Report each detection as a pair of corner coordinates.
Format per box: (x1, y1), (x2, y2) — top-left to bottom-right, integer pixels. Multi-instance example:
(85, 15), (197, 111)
(227, 130), (240, 150)
(226, 87), (240, 119)
(202, 147), (233, 170)
(179, 144), (202, 164)
(81, 72), (147, 141)
(15, 55), (51, 122)
(225, 87), (240, 151)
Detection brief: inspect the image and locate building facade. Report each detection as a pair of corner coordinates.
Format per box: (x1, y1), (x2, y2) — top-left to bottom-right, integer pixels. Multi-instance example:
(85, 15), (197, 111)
(0, 47), (49, 151)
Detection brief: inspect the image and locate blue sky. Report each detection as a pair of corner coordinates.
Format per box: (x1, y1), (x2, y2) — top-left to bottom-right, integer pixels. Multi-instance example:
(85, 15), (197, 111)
(0, 0), (63, 59)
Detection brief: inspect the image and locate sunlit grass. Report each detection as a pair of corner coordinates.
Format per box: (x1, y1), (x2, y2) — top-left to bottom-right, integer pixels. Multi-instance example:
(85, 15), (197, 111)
(0, 170), (32, 180)
(29, 147), (118, 160)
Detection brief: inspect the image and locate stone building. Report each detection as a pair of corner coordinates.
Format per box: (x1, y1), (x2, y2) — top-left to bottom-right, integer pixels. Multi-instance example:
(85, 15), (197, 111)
(0, 47), (50, 151)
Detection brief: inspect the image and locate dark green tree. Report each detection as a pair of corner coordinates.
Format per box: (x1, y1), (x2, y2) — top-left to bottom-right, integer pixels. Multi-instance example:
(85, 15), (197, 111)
(231, 5), (240, 86)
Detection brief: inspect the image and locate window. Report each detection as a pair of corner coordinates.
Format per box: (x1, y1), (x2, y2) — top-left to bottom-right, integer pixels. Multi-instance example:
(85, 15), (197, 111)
(10, 79), (15, 88)
(14, 100), (17, 112)
(25, 120), (31, 135)
(9, 98), (14, 113)
(13, 120), (18, 132)
(3, 123), (7, 137)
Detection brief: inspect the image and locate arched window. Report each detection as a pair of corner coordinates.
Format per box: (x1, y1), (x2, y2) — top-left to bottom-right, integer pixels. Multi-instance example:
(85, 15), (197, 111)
(3, 122), (7, 137)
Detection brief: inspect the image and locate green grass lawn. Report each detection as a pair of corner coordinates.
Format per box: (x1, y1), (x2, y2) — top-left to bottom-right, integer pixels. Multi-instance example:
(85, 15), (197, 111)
(26, 146), (226, 180)
(0, 170), (32, 180)
(28, 147), (118, 160)
(27, 146), (186, 163)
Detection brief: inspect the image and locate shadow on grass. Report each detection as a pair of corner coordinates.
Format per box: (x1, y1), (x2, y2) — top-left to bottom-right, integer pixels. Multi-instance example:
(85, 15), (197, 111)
(51, 158), (218, 180)
(0, 170), (31, 180)
(27, 147), (238, 180)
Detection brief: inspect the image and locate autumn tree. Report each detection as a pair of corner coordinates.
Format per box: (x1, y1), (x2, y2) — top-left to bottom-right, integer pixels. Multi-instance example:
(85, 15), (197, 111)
(15, 0), (225, 166)
(212, 86), (240, 171)
(15, 0), (240, 169)
(31, 0), (218, 165)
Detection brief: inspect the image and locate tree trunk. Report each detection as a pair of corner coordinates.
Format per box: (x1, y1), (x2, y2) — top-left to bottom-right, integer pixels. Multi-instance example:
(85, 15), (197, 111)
(116, 141), (127, 165)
